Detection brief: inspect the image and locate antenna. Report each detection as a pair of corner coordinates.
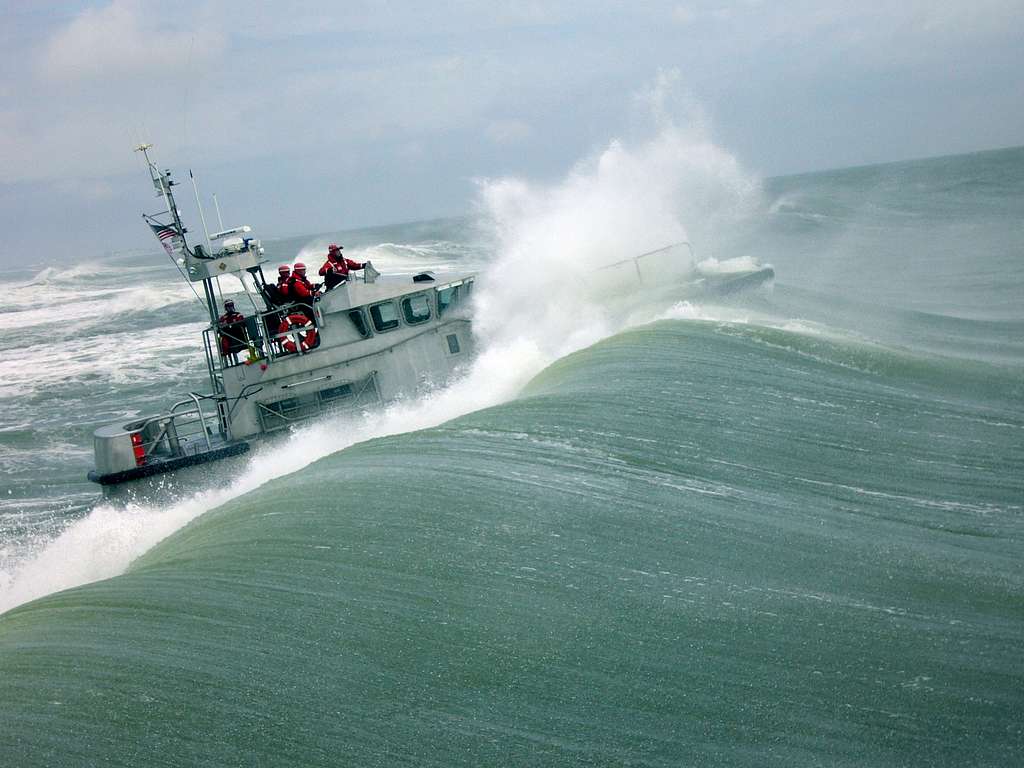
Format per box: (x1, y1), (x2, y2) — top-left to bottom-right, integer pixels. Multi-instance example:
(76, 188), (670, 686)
(136, 143), (185, 234)
(213, 193), (225, 231)
(189, 169), (223, 311)
(189, 169), (214, 256)
(135, 143), (218, 327)
(133, 143), (206, 311)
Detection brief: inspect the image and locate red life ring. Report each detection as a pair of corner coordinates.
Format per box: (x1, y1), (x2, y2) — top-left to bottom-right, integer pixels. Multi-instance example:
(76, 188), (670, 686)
(277, 313), (318, 353)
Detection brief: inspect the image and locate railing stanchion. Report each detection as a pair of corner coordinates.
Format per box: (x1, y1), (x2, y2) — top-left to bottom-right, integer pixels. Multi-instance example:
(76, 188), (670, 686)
(189, 393), (213, 450)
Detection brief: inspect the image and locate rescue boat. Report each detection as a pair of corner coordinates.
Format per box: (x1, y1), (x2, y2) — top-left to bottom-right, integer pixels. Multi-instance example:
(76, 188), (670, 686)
(88, 145), (475, 486)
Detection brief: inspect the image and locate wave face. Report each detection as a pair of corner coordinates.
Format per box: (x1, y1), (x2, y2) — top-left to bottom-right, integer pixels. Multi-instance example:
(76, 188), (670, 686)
(1, 130), (1023, 764)
(0, 319), (1021, 765)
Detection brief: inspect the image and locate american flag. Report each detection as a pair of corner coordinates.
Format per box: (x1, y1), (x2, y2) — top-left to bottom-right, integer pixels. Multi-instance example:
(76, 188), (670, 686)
(149, 222), (182, 257)
(150, 222), (178, 241)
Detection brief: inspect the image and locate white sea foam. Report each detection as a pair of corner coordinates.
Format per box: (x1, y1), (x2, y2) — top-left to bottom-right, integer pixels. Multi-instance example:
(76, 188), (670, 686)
(0, 284), (197, 333)
(0, 322), (206, 400)
(0, 78), (764, 615)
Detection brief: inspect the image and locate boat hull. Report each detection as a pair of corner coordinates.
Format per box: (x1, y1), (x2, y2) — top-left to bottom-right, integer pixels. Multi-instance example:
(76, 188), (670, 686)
(87, 442), (251, 486)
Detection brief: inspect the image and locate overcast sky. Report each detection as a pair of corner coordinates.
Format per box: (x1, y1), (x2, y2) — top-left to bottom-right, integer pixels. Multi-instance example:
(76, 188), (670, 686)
(1, 0), (1022, 263)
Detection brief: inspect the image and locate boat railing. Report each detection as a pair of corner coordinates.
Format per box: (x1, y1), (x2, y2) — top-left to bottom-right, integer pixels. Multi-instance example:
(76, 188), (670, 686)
(203, 301), (324, 373)
(255, 370), (381, 432)
(129, 394), (224, 461)
(169, 394), (214, 450)
(597, 241), (695, 284)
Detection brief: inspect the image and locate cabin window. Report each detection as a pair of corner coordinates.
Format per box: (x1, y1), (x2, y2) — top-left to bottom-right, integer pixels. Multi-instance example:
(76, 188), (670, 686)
(370, 301), (399, 332)
(319, 384), (353, 402)
(438, 285), (463, 316)
(265, 397), (299, 414)
(446, 334), (461, 354)
(401, 293), (431, 325)
(348, 309), (371, 337)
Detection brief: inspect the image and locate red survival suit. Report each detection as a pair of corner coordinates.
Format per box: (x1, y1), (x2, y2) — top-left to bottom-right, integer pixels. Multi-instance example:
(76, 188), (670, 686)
(286, 263), (317, 321)
(218, 303), (248, 357)
(319, 244), (364, 291)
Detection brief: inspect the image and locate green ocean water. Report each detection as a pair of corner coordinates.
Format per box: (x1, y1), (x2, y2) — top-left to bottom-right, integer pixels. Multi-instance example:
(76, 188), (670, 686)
(0, 146), (1022, 765)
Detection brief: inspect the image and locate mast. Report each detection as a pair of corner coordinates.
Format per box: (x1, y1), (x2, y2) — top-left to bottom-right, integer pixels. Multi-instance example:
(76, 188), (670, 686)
(135, 143), (219, 327)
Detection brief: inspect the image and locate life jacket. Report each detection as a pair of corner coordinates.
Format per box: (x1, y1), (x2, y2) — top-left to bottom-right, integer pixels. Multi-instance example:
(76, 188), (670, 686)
(286, 274), (314, 300)
(322, 263), (346, 291)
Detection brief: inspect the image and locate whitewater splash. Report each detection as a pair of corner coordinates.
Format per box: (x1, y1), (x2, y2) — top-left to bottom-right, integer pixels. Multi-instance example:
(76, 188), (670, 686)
(475, 86), (759, 360)
(0, 84), (762, 615)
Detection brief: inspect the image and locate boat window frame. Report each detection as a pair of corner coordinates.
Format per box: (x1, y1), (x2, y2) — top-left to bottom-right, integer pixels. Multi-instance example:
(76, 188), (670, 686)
(348, 308), (372, 338)
(318, 383), (354, 403)
(436, 280), (463, 317)
(400, 292), (432, 325)
(369, 300), (400, 333)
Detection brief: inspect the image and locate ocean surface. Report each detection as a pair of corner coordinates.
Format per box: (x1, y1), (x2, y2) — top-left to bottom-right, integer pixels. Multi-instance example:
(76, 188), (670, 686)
(0, 142), (1021, 766)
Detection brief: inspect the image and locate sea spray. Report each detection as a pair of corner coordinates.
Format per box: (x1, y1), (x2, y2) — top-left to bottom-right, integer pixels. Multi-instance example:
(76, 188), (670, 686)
(474, 85), (761, 360)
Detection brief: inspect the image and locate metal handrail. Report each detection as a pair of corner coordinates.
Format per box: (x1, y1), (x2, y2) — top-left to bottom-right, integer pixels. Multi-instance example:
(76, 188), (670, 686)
(205, 299), (324, 370)
(129, 409), (197, 455)
(597, 241), (695, 284)
(130, 394), (222, 456)
(189, 392), (212, 450)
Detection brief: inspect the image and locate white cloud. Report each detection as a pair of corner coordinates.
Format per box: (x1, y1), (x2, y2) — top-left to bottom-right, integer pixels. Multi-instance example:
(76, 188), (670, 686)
(39, 0), (223, 82)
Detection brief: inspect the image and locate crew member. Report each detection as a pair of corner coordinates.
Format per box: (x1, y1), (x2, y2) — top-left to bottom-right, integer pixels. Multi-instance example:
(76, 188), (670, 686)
(217, 299), (248, 363)
(286, 262), (318, 321)
(319, 244), (366, 291)
(275, 264), (291, 303)
(260, 264), (293, 336)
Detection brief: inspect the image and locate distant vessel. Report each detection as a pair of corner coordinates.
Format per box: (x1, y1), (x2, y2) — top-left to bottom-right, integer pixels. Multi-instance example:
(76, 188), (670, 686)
(88, 146), (475, 486)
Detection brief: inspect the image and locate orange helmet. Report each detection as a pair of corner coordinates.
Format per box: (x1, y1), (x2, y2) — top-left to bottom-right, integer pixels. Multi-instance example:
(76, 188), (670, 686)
(278, 264), (290, 275)
(294, 262), (306, 273)
(328, 243), (341, 253)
